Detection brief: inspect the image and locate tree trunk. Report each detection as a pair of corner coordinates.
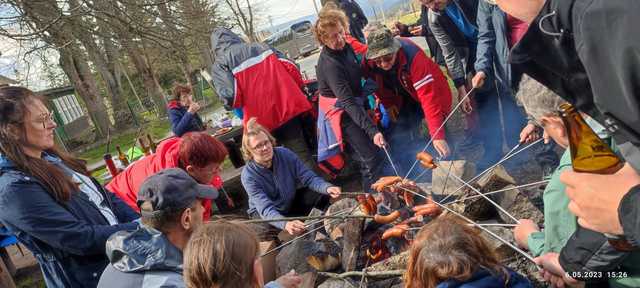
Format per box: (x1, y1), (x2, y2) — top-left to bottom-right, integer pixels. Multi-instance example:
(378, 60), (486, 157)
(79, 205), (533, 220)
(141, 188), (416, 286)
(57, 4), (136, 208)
(123, 42), (167, 117)
(20, 0), (110, 138)
(58, 47), (110, 138)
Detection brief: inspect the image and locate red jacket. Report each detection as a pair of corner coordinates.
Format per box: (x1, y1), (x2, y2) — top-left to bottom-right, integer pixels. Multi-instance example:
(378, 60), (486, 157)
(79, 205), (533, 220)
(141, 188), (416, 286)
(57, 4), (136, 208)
(363, 38), (453, 140)
(105, 137), (215, 220)
(211, 28), (311, 131)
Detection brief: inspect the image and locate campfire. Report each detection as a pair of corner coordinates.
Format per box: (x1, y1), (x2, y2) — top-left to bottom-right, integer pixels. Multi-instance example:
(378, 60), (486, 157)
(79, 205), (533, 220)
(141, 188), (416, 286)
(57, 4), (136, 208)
(258, 150), (546, 287)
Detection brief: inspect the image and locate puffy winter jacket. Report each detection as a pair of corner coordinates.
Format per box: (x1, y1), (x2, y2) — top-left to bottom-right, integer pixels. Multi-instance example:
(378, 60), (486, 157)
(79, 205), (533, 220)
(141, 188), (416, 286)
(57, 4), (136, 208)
(106, 137), (216, 221)
(0, 153), (139, 287)
(210, 28), (311, 131)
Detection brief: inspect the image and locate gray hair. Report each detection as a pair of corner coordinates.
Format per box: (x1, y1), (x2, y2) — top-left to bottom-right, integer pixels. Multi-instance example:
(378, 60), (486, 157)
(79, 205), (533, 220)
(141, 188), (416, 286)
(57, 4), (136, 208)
(516, 75), (568, 122)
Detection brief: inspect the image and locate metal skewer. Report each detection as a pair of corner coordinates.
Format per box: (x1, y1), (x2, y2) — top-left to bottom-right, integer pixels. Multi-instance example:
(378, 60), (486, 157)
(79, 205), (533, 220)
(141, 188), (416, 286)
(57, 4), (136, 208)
(382, 145), (401, 177)
(448, 173), (520, 223)
(396, 186), (538, 265)
(444, 180), (549, 205)
(404, 87), (475, 180)
(440, 139), (542, 203)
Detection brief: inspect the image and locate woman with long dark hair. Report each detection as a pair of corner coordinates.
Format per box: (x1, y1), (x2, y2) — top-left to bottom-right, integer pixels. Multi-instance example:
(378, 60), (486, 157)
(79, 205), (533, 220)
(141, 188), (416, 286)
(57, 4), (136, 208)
(0, 86), (139, 287)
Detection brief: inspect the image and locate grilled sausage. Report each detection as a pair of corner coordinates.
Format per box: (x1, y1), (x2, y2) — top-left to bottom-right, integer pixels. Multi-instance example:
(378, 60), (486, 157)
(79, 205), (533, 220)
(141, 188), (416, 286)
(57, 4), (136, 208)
(373, 210), (401, 224)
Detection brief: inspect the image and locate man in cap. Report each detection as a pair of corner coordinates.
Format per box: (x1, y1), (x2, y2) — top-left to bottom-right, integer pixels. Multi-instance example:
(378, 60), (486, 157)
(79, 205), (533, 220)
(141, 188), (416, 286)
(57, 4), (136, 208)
(362, 25), (460, 176)
(97, 168), (216, 288)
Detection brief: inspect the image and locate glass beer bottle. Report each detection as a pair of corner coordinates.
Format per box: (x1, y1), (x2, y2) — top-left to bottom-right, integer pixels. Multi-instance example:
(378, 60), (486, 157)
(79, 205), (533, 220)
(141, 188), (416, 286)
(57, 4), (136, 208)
(139, 137), (151, 156)
(146, 134), (157, 153)
(559, 103), (631, 251)
(116, 145), (130, 167)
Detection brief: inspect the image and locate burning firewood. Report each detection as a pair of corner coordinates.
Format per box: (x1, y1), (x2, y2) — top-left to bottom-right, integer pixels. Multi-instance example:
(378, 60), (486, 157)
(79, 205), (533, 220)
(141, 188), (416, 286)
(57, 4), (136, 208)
(306, 254), (341, 272)
(416, 151), (438, 169)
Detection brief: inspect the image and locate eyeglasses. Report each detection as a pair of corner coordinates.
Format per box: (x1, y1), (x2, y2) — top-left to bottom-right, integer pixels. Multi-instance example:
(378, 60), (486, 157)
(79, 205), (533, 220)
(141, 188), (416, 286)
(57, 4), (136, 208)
(251, 140), (272, 151)
(36, 112), (55, 129)
(373, 53), (395, 65)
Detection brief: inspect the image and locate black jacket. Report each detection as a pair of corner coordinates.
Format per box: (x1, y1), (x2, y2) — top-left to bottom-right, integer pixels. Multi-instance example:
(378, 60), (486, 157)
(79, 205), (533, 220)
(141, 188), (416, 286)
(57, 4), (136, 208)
(316, 44), (378, 139)
(337, 0), (368, 43)
(510, 0), (640, 249)
(417, 5), (445, 66)
(427, 0), (479, 87)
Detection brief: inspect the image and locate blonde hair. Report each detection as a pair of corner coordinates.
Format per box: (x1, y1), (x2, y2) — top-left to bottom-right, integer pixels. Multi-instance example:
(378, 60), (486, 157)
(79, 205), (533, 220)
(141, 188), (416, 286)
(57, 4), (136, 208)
(184, 221), (261, 288)
(404, 216), (508, 288)
(313, 3), (349, 45)
(241, 117), (277, 161)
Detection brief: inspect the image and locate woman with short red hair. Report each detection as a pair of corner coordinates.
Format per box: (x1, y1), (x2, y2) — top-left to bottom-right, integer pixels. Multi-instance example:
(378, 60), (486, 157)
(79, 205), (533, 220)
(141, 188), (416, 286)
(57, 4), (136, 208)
(106, 132), (228, 220)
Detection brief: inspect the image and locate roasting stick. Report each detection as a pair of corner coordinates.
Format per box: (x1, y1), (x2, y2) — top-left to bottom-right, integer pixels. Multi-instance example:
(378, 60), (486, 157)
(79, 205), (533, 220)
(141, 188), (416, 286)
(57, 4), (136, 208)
(404, 87), (476, 180)
(439, 139), (543, 203)
(448, 173), (520, 223)
(396, 186), (538, 265)
(241, 213), (372, 225)
(408, 223), (518, 230)
(382, 145), (401, 177)
(261, 204), (361, 257)
(445, 180), (549, 205)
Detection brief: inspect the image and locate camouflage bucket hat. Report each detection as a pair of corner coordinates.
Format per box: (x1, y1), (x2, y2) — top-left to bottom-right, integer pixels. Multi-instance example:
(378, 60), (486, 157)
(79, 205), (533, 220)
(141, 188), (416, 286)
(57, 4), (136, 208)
(366, 26), (401, 60)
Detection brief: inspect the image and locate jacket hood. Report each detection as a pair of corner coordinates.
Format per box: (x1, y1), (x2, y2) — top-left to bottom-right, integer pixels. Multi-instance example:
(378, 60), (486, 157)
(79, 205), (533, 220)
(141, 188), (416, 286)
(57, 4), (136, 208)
(211, 28), (245, 57)
(106, 225), (183, 274)
(436, 268), (531, 288)
(0, 154), (13, 170)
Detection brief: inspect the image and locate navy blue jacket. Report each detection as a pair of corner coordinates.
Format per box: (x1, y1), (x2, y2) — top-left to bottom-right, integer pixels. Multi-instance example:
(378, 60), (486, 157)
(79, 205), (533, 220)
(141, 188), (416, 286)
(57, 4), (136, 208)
(242, 147), (332, 229)
(167, 101), (205, 137)
(474, 2), (513, 98)
(0, 154), (139, 288)
(436, 268), (532, 288)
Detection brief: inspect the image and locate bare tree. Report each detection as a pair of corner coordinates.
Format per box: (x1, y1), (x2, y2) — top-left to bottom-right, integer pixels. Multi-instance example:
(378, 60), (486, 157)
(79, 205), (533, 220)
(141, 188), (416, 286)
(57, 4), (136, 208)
(4, 0), (112, 138)
(223, 0), (258, 42)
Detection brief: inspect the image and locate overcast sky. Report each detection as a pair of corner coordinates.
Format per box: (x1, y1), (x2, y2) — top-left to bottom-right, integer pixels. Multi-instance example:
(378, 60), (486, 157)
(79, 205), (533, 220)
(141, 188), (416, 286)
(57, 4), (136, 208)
(260, 0), (321, 26)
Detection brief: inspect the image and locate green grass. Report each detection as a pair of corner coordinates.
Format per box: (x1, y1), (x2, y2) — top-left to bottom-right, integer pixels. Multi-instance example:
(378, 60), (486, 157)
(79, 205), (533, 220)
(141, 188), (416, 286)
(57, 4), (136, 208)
(79, 120), (171, 165)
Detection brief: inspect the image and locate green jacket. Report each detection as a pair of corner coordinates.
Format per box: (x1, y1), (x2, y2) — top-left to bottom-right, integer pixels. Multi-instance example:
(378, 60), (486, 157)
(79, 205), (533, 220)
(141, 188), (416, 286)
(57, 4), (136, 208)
(527, 142), (640, 287)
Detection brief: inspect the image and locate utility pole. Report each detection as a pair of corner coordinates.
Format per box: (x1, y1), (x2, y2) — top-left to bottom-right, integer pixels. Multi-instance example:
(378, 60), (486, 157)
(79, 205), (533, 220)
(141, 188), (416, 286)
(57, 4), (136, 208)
(312, 0), (319, 15)
(268, 15), (275, 31)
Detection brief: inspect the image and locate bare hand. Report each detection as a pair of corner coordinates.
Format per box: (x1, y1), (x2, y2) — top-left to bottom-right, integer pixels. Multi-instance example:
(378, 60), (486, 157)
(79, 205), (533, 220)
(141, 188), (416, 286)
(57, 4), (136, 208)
(187, 102), (201, 114)
(373, 132), (386, 148)
(534, 253), (582, 288)
(275, 270), (303, 288)
(562, 163), (640, 235)
(471, 71), (486, 89)
(519, 123), (540, 144)
(513, 219), (540, 249)
(457, 86), (473, 114)
(432, 139), (450, 158)
(284, 220), (306, 236)
(410, 26), (423, 36)
(326, 186), (342, 198)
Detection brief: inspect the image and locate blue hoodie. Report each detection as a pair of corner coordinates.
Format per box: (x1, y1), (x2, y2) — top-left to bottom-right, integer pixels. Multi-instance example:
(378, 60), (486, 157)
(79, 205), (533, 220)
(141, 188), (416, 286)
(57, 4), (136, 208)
(436, 268), (532, 288)
(242, 147), (332, 229)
